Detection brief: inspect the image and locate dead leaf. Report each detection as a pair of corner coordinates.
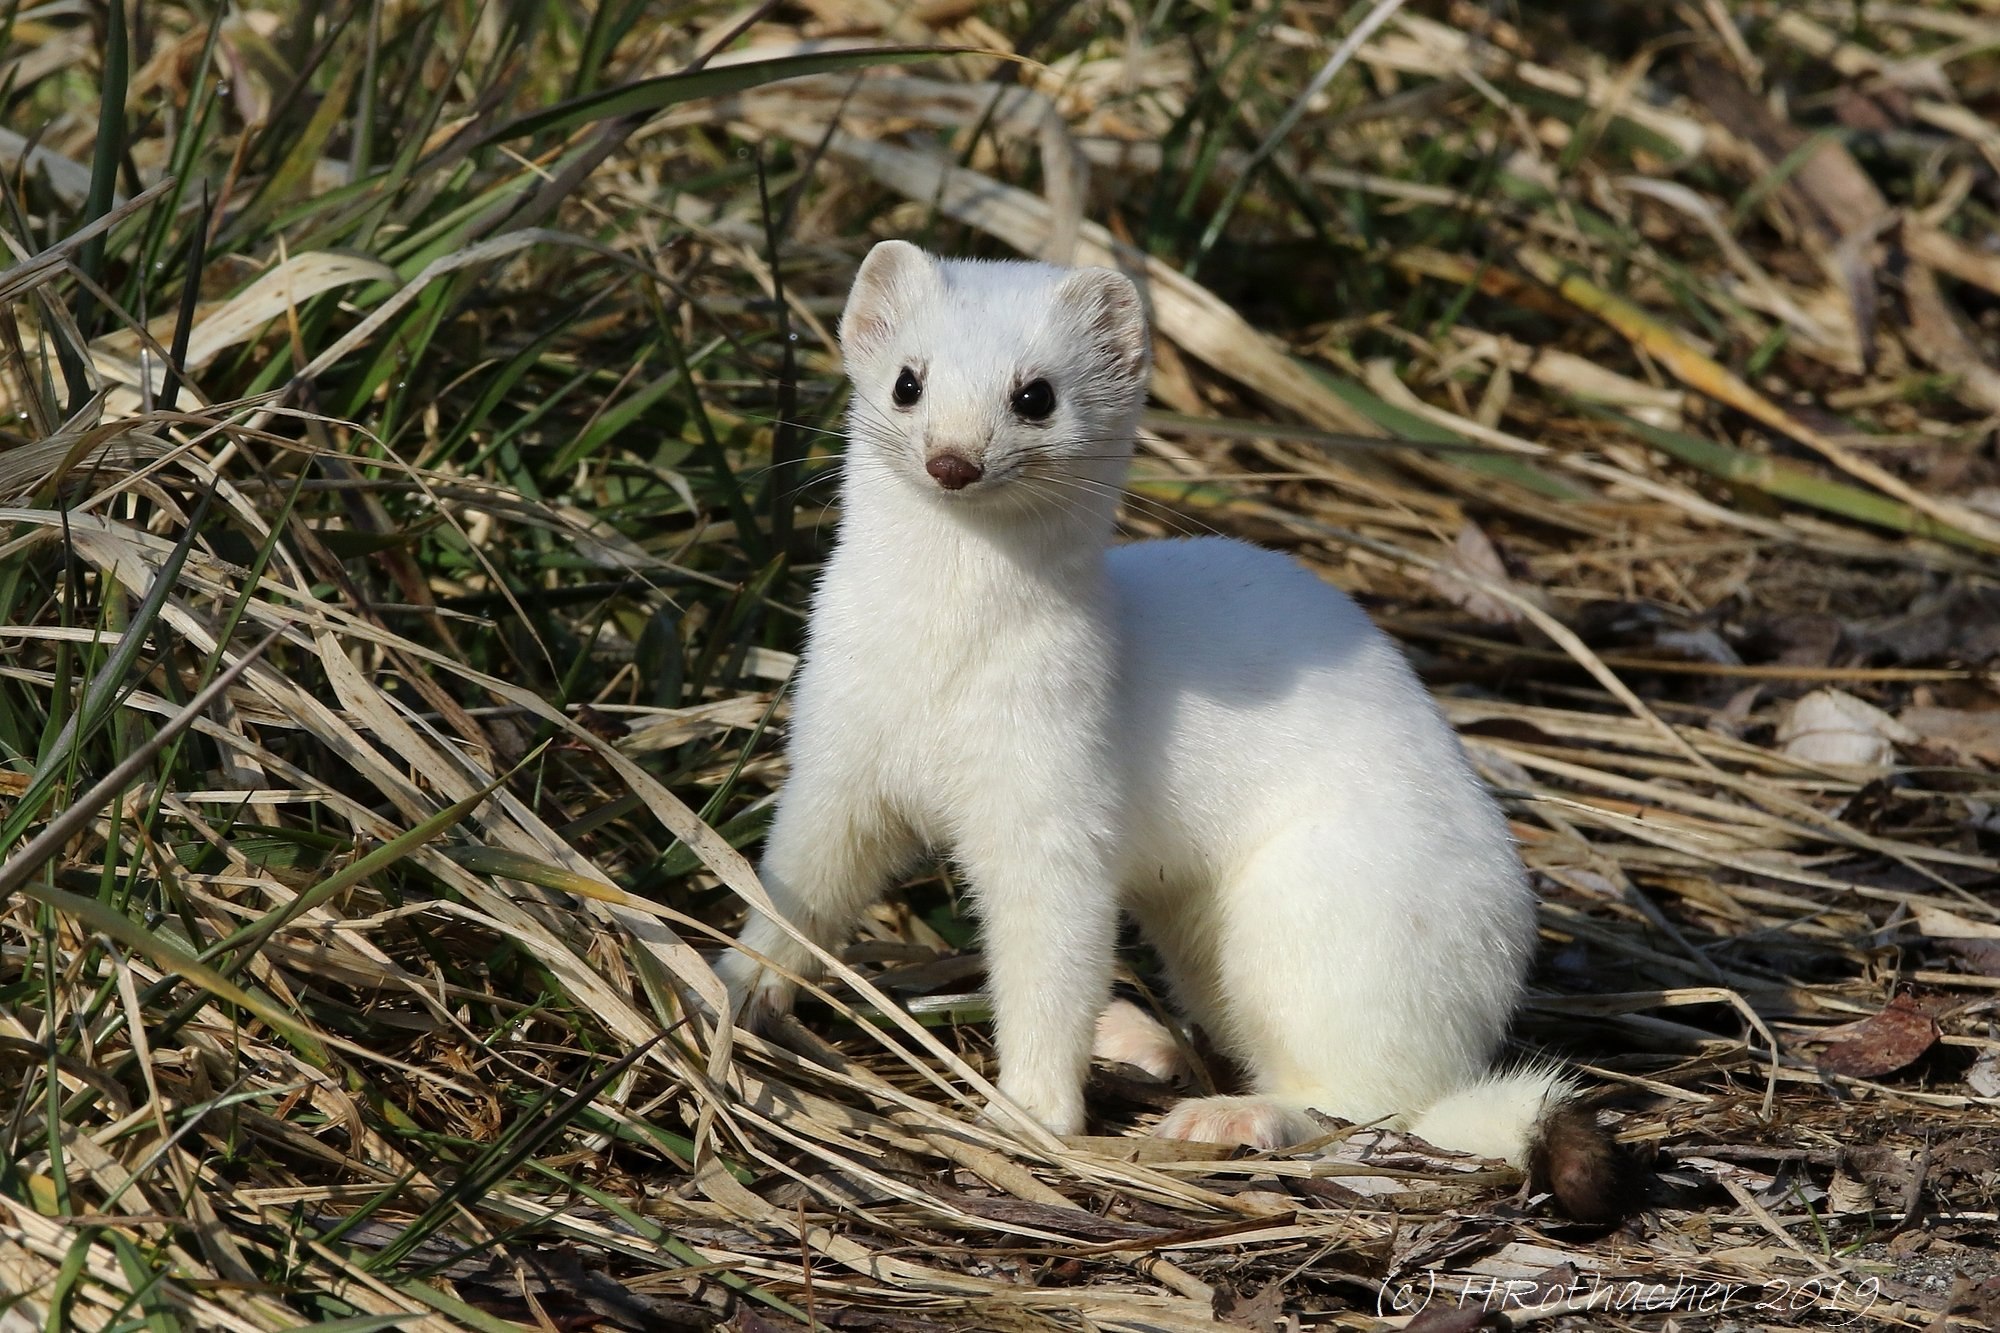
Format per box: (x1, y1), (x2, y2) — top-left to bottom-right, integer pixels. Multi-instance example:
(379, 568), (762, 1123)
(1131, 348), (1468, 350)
(1779, 689), (1914, 768)
(1833, 87), (1902, 133)
(1968, 1049), (2000, 1099)
(1944, 1273), (2000, 1328)
(1817, 996), (1940, 1078)
(1429, 522), (1532, 625)
(1215, 1280), (1288, 1329)
(1688, 60), (2000, 412)
(1853, 588), (2000, 666)
(1897, 706), (2000, 768)
(1939, 939), (2000, 979)
(1761, 612), (1843, 668)
(1915, 904), (2000, 977)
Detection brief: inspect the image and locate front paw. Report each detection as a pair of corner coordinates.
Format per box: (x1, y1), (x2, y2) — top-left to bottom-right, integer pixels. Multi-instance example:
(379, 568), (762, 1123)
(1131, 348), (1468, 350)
(984, 1077), (1086, 1139)
(715, 950), (797, 1032)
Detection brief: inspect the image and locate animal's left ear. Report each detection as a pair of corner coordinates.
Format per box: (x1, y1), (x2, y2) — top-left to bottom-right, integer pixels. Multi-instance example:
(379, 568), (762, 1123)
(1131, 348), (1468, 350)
(842, 240), (934, 365)
(1059, 267), (1151, 379)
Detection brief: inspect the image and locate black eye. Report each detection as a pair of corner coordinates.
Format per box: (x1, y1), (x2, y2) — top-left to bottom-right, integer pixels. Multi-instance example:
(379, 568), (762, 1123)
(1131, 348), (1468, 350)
(892, 367), (923, 407)
(1011, 378), (1055, 420)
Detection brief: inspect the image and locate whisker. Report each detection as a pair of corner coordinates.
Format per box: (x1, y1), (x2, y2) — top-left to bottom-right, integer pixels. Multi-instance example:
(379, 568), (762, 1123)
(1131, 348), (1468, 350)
(1023, 467), (1220, 540)
(731, 411), (850, 442)
(778, 468), (846, 506)
(740, 456), (841, 488)
(1016, 475), (1111, 534)
(1017, 469), (1179, 541)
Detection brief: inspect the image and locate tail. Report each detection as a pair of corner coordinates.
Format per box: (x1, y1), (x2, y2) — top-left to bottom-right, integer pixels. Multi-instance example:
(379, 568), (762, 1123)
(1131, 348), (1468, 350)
(1407, 1066), (1636, 1225)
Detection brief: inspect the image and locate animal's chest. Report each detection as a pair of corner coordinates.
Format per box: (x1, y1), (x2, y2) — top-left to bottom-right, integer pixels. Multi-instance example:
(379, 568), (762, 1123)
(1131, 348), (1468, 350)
(798, 597), (1107, 842)
(881, 652), (1044, 830)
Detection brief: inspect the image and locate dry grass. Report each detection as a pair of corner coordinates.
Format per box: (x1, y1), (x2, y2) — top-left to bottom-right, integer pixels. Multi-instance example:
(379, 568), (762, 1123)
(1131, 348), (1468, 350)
(3, 1), (2000, 1328)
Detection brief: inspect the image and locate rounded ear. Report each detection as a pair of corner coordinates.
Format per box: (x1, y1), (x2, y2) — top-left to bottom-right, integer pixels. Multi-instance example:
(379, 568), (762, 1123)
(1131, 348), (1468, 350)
(1058, 266), (1151, 380)
(841, 240), (933, 364)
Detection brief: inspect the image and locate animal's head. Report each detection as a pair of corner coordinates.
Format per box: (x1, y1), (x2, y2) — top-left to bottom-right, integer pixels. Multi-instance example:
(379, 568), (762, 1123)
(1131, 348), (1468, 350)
(837, 241), (1151, 521)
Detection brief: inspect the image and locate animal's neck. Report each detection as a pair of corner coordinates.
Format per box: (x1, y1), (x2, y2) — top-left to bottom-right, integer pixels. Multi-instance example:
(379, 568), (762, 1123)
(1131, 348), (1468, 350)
(835, 468), (1115, 604)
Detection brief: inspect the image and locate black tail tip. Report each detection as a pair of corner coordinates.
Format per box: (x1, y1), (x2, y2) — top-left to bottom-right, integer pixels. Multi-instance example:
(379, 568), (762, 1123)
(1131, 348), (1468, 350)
(1527, 1103), (1642, 1225)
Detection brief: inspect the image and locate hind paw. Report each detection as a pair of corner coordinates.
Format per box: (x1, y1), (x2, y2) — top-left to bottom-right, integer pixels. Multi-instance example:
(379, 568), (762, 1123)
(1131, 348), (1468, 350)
(1093, 999), (1192, 1082)
(1153, 1096), (1319, 1151)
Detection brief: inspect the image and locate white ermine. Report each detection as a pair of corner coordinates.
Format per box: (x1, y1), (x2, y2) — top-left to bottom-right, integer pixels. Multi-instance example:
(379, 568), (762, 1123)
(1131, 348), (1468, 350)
(720, 241), (1627, 1222)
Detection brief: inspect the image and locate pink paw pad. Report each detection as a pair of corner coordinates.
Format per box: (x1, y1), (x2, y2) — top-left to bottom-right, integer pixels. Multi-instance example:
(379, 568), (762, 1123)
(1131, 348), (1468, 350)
(1153, 1096), (1316, 1151)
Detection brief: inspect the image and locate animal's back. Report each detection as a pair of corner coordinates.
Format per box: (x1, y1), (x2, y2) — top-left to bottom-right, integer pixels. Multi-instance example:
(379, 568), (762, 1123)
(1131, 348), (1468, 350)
(1105, 536), (1537, 1116)
(1104, 537), (1519, 888)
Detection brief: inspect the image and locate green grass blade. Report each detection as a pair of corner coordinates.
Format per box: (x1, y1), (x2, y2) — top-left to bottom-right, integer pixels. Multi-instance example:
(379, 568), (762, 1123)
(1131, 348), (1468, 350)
(478, 46), (978, 146)
(45, 1227), (97, 1331)
(0, 631), (337, 1061)
(1300, 363), (1591, 501)
(5, 487), (216, 849)
(200, 758), (526, 983)
(72, 0), (128, 321)
(156, 183), (209, 415)
(54, 0), (129, 406)
(1610, 410), (1994, 551)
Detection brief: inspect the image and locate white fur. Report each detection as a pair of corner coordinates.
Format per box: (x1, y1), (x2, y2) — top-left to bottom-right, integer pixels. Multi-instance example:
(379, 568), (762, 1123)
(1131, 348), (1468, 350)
(1406, 1067), (1577, 1165)
(719, 241), (1556, 1163)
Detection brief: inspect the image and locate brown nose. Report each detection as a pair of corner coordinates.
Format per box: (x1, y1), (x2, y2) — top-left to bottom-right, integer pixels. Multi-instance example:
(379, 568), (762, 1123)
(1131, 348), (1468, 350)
(925, 452), (984, 490)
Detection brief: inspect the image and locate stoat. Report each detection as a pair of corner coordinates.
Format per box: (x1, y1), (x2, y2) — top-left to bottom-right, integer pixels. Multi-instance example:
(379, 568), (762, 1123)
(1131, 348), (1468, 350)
(719, 241), (1630, 1223)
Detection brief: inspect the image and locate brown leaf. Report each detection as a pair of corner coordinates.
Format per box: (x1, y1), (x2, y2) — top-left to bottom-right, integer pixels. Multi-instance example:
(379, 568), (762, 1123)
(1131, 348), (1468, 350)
(1854, 588), (2000, 666)
(1897, 706), (2000, 769)
(1947, 1273), (2000, 1324)
(1944, 932), (2000, 976)
(1214, 1280), (1288, 1329)
(1832, 88), (1904, 133)
(1817, 996), (1941, 1078)
(1762, 612), (1843, 668)
(1940, 938), (2000, 979)
(1429, 522), (1532, 625)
